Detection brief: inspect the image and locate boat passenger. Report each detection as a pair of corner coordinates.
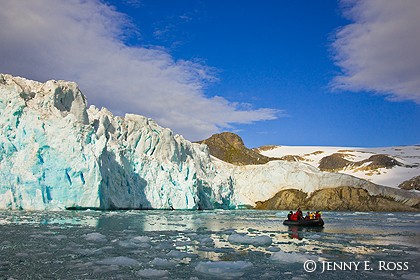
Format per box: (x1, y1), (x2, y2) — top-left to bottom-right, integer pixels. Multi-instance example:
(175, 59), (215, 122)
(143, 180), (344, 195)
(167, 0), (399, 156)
(287, 211), (293, 220)
(315, 211), (321, 219)
(297, 208), (303, 220)
(305, 212), (311, 220)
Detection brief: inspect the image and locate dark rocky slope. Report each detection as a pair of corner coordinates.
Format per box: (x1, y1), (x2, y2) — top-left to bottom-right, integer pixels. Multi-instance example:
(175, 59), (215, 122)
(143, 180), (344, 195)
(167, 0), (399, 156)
(319, 153), (403, 172)
(197, 132), (276, 165)
(399, 175), (420, 191)
(255, 186), (419, 212)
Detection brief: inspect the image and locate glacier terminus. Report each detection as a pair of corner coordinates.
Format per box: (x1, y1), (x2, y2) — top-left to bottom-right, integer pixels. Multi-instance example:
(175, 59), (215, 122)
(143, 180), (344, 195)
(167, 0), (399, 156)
(0, 74), (418, 210)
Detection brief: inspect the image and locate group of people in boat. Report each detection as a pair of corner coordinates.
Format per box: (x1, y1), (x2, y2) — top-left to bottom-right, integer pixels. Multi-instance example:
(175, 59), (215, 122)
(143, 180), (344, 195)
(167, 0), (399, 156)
(287, 208), (321, 221)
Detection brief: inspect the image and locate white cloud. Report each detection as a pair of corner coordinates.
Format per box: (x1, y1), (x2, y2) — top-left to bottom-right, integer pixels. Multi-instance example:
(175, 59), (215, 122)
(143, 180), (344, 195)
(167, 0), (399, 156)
(332, 0), (420, 104)
(0, 0), (278, 140)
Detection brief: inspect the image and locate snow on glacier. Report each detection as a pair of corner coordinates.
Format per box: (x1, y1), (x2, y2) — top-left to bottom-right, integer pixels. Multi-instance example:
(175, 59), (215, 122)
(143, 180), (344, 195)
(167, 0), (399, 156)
(0, 74), (419, 210)
(259, 145), (420, 188)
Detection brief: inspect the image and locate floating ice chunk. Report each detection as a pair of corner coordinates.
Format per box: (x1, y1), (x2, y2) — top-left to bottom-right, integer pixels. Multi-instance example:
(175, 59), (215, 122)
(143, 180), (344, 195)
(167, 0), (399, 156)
(266, 247), (281, 252)
(75, 248), (103, 256)
(166, 250), (197, 259)
(401, 273), (420, 279)
(150, 257), (177, 268)
(96, 256), (139, 266)
(307, 234), (322, 240)
(118, 240), (134, 248)
(155, 242), (174, 250)
(198, 236), (213, 244)
(136, 268), (169, 278)
(84, 232), (107, 242)
(132, 236), (151, 243)
(53, 235), (67, 240)
(228, 233), (272, 246)
(195, 261), (253, 278)
(15, 252), (29, 257)
(270, 251), (318, 263)
(119, 239), (151, 249)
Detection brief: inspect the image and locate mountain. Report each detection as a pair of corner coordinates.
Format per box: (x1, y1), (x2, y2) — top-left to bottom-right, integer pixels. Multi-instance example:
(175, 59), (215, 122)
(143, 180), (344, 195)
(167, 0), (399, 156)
(196, 132), (274, 165)
(253, 145), (420, 211)
(255, 187), (417, 211)
(0, 74), (419, 211)
(198, 133), (419, 211)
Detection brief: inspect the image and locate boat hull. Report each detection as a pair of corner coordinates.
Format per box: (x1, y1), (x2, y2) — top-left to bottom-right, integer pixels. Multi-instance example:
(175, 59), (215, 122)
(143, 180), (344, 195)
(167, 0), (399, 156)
(283, 218), (324, 227)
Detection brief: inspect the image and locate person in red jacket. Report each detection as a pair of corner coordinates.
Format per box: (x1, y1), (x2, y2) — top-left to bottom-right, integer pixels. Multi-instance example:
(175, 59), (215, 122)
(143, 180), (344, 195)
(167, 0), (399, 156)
(297, 208), (303, 220)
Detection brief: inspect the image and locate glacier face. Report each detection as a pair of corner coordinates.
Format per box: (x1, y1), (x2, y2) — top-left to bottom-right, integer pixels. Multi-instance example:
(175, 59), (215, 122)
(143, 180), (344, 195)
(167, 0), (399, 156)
(215, 159), (420, 208)
(1, 74), (418, 210)
(0, 74), (234, 210)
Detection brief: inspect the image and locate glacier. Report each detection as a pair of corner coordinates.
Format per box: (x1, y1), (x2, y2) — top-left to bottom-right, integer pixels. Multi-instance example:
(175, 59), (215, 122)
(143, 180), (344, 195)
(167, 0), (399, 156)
(0, 74), (233, 210)
(0, 74), (419, 210)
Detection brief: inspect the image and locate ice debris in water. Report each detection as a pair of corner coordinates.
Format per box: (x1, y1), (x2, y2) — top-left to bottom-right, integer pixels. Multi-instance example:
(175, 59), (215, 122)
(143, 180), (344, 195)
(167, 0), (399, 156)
(136, 269), (169, 278)
(84, 232), (107, 242)
(96, 256), (139, 266)
(150, 258), (177, 268)
(270, 251), (318, 263)
(74, 248), (104, 256)
(195, 261), (253, 278)
(228, 233), (272, 246)
(132, 236), (151, 243)
(166, 249), (197, 259)
(118, 236), (151, 248)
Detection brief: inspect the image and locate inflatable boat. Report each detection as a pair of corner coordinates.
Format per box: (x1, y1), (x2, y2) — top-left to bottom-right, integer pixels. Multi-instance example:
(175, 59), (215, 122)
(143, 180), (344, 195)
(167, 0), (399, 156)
(283, 218), (324, 227)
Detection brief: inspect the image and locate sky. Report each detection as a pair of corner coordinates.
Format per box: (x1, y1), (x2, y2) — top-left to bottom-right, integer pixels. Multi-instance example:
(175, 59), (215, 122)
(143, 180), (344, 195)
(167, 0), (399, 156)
(0, 0), (419, 148)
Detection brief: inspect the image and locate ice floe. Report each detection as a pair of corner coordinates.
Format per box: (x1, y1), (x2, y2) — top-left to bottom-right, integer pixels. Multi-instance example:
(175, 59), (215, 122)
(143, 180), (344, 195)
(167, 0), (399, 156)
(96, 256), (139, 266)
(136, 268), (169, 278)
(195, 261), (253, 278)
(270, 251), (318, 263)
(228, 233), (272, 246)
(84, 232), (107, 242)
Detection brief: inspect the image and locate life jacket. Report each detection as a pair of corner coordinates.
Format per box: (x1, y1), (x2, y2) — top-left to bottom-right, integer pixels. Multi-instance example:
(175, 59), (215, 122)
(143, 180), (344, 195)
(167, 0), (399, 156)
(315, 213), (321, 219)
(291, 213), (298, 221)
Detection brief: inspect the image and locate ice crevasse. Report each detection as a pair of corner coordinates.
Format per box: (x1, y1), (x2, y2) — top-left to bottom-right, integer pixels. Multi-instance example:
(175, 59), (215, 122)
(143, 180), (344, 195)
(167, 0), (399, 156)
(0, 74), (234, 210)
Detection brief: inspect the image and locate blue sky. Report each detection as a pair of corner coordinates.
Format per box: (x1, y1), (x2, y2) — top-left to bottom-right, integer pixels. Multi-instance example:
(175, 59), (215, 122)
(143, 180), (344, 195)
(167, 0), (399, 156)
(1, 0), (419, 147)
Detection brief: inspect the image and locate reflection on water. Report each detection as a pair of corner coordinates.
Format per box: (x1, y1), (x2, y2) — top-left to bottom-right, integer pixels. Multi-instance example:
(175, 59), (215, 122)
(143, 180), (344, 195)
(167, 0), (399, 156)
(287, 226), (324, 240)
(0, 210), (419, 279)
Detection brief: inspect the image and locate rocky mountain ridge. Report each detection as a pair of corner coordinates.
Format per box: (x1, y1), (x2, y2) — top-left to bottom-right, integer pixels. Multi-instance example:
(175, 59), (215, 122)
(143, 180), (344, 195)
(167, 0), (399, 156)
(196, 132), (275, 165)
(255, 187), (418, 211)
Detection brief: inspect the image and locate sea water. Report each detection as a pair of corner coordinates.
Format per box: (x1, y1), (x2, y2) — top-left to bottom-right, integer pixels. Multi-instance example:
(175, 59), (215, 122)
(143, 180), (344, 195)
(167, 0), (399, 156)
(0, 210), (418, 279)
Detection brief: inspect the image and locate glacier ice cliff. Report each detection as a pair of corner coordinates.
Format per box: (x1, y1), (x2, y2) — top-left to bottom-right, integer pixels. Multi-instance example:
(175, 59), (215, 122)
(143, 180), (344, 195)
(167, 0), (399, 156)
(0, 74), (233, 210)
(0, 74), (419, 210)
